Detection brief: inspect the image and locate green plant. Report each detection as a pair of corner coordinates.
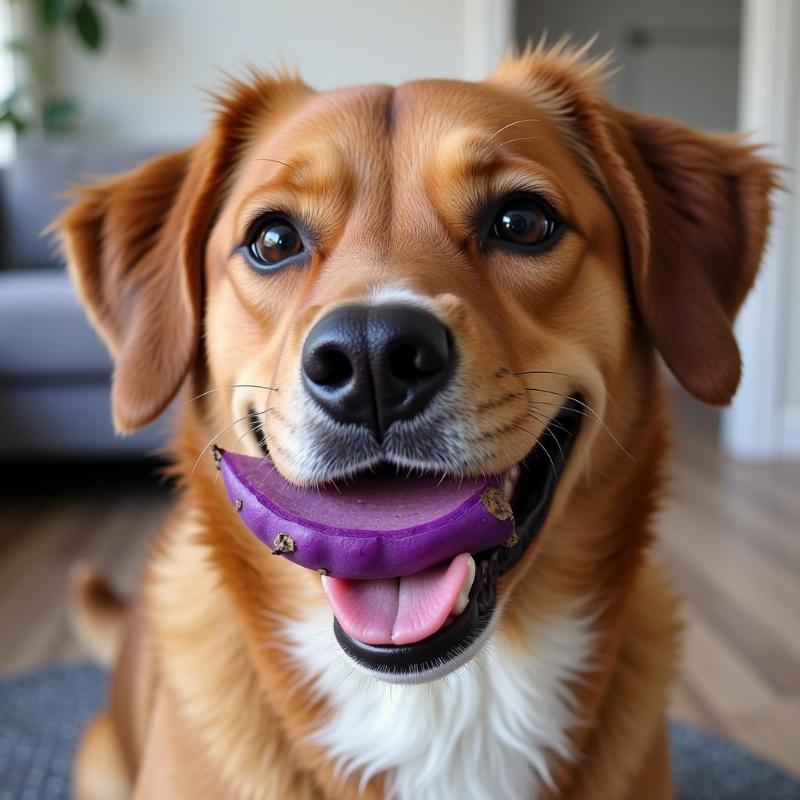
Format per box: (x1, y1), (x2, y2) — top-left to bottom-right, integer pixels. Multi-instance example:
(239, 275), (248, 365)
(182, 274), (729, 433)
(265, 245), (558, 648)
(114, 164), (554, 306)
(1, 0), (131, 133)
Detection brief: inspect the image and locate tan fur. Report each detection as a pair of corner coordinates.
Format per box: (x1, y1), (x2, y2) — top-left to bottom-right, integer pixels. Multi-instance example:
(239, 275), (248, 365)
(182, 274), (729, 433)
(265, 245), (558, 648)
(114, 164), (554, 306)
(55, 45), (774, 799)
(73, 713), (130, 800)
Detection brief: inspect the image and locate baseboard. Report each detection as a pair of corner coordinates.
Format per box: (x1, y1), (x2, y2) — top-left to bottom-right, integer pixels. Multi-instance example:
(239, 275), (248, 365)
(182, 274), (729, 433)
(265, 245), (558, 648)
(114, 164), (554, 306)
(778, 407), (800, 458)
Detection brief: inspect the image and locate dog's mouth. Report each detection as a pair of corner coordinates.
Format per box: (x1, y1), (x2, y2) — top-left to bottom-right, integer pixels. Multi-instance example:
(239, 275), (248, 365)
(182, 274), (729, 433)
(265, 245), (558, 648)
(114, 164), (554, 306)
(215, 396), (582, 681)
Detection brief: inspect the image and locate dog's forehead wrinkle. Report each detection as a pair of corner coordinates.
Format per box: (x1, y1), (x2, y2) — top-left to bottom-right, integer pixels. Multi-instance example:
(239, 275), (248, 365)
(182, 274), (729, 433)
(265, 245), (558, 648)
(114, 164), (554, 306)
(380, 84), (398, 263)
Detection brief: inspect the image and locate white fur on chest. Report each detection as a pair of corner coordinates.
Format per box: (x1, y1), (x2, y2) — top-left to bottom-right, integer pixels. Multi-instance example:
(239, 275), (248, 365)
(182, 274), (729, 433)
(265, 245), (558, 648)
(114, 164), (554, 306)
(283, 602), (595, 800)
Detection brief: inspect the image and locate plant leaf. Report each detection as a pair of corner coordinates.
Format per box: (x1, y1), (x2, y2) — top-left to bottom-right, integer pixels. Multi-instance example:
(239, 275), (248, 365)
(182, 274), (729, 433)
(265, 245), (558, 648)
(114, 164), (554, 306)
(0, 106), (28, 133)
(5, 37), (30, 54)
(73, 1), (103, 50)
(42, 97), (79, 132)
(38, 0), (75, 29)
(5, 39), (49, 80)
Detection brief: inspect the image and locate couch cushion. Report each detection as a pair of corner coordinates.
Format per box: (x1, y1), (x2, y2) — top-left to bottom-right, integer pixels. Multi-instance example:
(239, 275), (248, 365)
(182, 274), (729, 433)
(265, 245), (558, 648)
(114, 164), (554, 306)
(0, 383), (171, 456)
(0, 269), (111, 378)
(0, 136), (158, 271)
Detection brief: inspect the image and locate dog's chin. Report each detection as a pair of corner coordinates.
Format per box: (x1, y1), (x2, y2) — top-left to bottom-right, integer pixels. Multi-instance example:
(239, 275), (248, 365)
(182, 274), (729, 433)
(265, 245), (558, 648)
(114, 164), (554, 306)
(325, 397), (582, 684)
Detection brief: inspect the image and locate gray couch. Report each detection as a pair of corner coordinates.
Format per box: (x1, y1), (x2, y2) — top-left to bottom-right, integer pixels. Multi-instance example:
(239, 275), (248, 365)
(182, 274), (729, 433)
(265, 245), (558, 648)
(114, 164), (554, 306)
(0, 138), (171, 458)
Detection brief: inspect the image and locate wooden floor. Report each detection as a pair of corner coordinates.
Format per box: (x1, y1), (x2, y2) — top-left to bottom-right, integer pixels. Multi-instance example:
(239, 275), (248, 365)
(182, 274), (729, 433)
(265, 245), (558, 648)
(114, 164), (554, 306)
(1, 400), (798, 779)
(654, 397), (800, 779)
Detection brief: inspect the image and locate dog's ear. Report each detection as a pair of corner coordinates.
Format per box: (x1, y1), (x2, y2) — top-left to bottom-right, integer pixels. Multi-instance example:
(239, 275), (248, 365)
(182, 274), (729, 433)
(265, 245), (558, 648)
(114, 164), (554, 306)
(490, 48), (776, 405)
(55, 143), (223, 432)
(54, 72), (312, 432)
(596, 107), (776, 405)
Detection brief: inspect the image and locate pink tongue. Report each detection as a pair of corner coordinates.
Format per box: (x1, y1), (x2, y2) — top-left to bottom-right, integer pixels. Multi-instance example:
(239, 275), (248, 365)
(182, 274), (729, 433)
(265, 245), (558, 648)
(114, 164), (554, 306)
(323, 553), (472, 645)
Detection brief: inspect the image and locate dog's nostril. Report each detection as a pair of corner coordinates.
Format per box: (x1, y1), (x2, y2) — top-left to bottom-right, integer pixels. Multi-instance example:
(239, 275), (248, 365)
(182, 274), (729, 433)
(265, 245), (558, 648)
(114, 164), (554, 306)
(388, 343), (421, 382)
(306, 346), (354, 388)
(388, 341), (446, 382)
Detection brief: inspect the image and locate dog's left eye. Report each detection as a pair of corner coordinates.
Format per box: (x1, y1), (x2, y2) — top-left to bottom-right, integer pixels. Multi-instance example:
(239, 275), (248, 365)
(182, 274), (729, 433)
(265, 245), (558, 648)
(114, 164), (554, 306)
(488, 196), (562, 251)
(244, 217), (305, 271)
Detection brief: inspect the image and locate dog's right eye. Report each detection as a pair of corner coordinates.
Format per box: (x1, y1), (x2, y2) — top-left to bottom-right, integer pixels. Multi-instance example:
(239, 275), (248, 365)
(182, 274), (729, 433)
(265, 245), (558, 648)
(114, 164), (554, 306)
(479, 193), (566, 256)
(243, 217), (306, 271)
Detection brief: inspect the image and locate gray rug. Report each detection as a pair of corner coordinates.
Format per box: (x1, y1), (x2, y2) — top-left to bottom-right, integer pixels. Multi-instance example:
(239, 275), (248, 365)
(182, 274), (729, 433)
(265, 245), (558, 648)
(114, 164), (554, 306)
(1, 664), (798, 799)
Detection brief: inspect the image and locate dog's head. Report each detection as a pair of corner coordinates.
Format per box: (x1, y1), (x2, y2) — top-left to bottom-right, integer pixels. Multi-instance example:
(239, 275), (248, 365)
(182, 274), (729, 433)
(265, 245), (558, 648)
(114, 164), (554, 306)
(56, 46), (774, 682)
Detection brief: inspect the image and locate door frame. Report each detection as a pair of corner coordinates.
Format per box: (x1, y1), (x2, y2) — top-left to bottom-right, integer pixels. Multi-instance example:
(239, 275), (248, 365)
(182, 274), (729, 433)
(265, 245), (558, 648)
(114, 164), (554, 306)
(721, 0), (800, 458)
(463, 0), (514, 80)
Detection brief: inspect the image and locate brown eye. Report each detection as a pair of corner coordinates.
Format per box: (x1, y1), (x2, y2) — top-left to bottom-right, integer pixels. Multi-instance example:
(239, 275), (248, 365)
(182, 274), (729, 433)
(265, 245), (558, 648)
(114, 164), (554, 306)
(490, 198), (560, 249)
(246, 218), (305, 271)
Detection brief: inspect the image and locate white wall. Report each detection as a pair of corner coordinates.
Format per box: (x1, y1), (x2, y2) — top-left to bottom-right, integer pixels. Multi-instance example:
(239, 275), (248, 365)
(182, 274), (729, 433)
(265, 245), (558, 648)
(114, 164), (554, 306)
(722, 0), (800, 458)
(43, 0), (503, 147)
(784, 80), (800, 411)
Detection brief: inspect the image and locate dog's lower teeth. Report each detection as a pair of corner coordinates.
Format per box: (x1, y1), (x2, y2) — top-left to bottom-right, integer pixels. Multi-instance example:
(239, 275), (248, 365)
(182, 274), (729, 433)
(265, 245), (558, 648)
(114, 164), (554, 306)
(503, 465), (521, 502)
(451, 555), (476, 617)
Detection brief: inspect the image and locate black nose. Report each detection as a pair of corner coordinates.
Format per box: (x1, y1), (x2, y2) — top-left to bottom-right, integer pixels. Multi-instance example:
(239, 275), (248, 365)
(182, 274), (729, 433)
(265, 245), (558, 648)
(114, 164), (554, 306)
(302, 304), (455, 440)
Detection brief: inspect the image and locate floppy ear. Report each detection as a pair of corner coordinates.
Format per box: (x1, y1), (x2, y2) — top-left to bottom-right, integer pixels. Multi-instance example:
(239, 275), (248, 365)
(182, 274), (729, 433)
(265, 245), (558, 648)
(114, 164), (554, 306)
(54, 142), (222, 432)
(491, 45), (776, 404)
(594, 107), (776, 405)
(54, 71), (312, 433)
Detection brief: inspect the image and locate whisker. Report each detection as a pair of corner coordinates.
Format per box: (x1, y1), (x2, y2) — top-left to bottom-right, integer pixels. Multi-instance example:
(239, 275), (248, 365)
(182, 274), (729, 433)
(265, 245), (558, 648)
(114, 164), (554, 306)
(191, 408), (271, 475)
(511, 369), (576, 380)
(526, 410), (566, 463)
(251, 157), (294, 171)
(524, 391), (633, 460)
(235, 412), (273, 447)
(538, 440), (557, 480)
(513, 424), (557, 477)
(526, 408), (570, 436)
(511, 422), (538, 441)
(524, 388), (601, 418)
(487, 135), (539, 158)
(188, 384), (277, 403)
(544, 424), (566, 464)
(486, 118), (540, 142)
(259, 450), (279, 470)
(514, 369), (624, 411)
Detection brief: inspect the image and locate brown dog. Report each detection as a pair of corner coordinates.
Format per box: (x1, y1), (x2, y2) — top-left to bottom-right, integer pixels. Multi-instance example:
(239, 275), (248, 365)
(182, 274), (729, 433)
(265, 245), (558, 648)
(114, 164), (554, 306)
(56, 42), (774, 800)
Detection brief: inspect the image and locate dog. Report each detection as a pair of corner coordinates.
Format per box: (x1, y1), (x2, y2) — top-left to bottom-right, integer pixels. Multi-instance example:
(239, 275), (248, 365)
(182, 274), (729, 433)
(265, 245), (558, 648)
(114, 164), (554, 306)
(56, 41), (774, 800)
